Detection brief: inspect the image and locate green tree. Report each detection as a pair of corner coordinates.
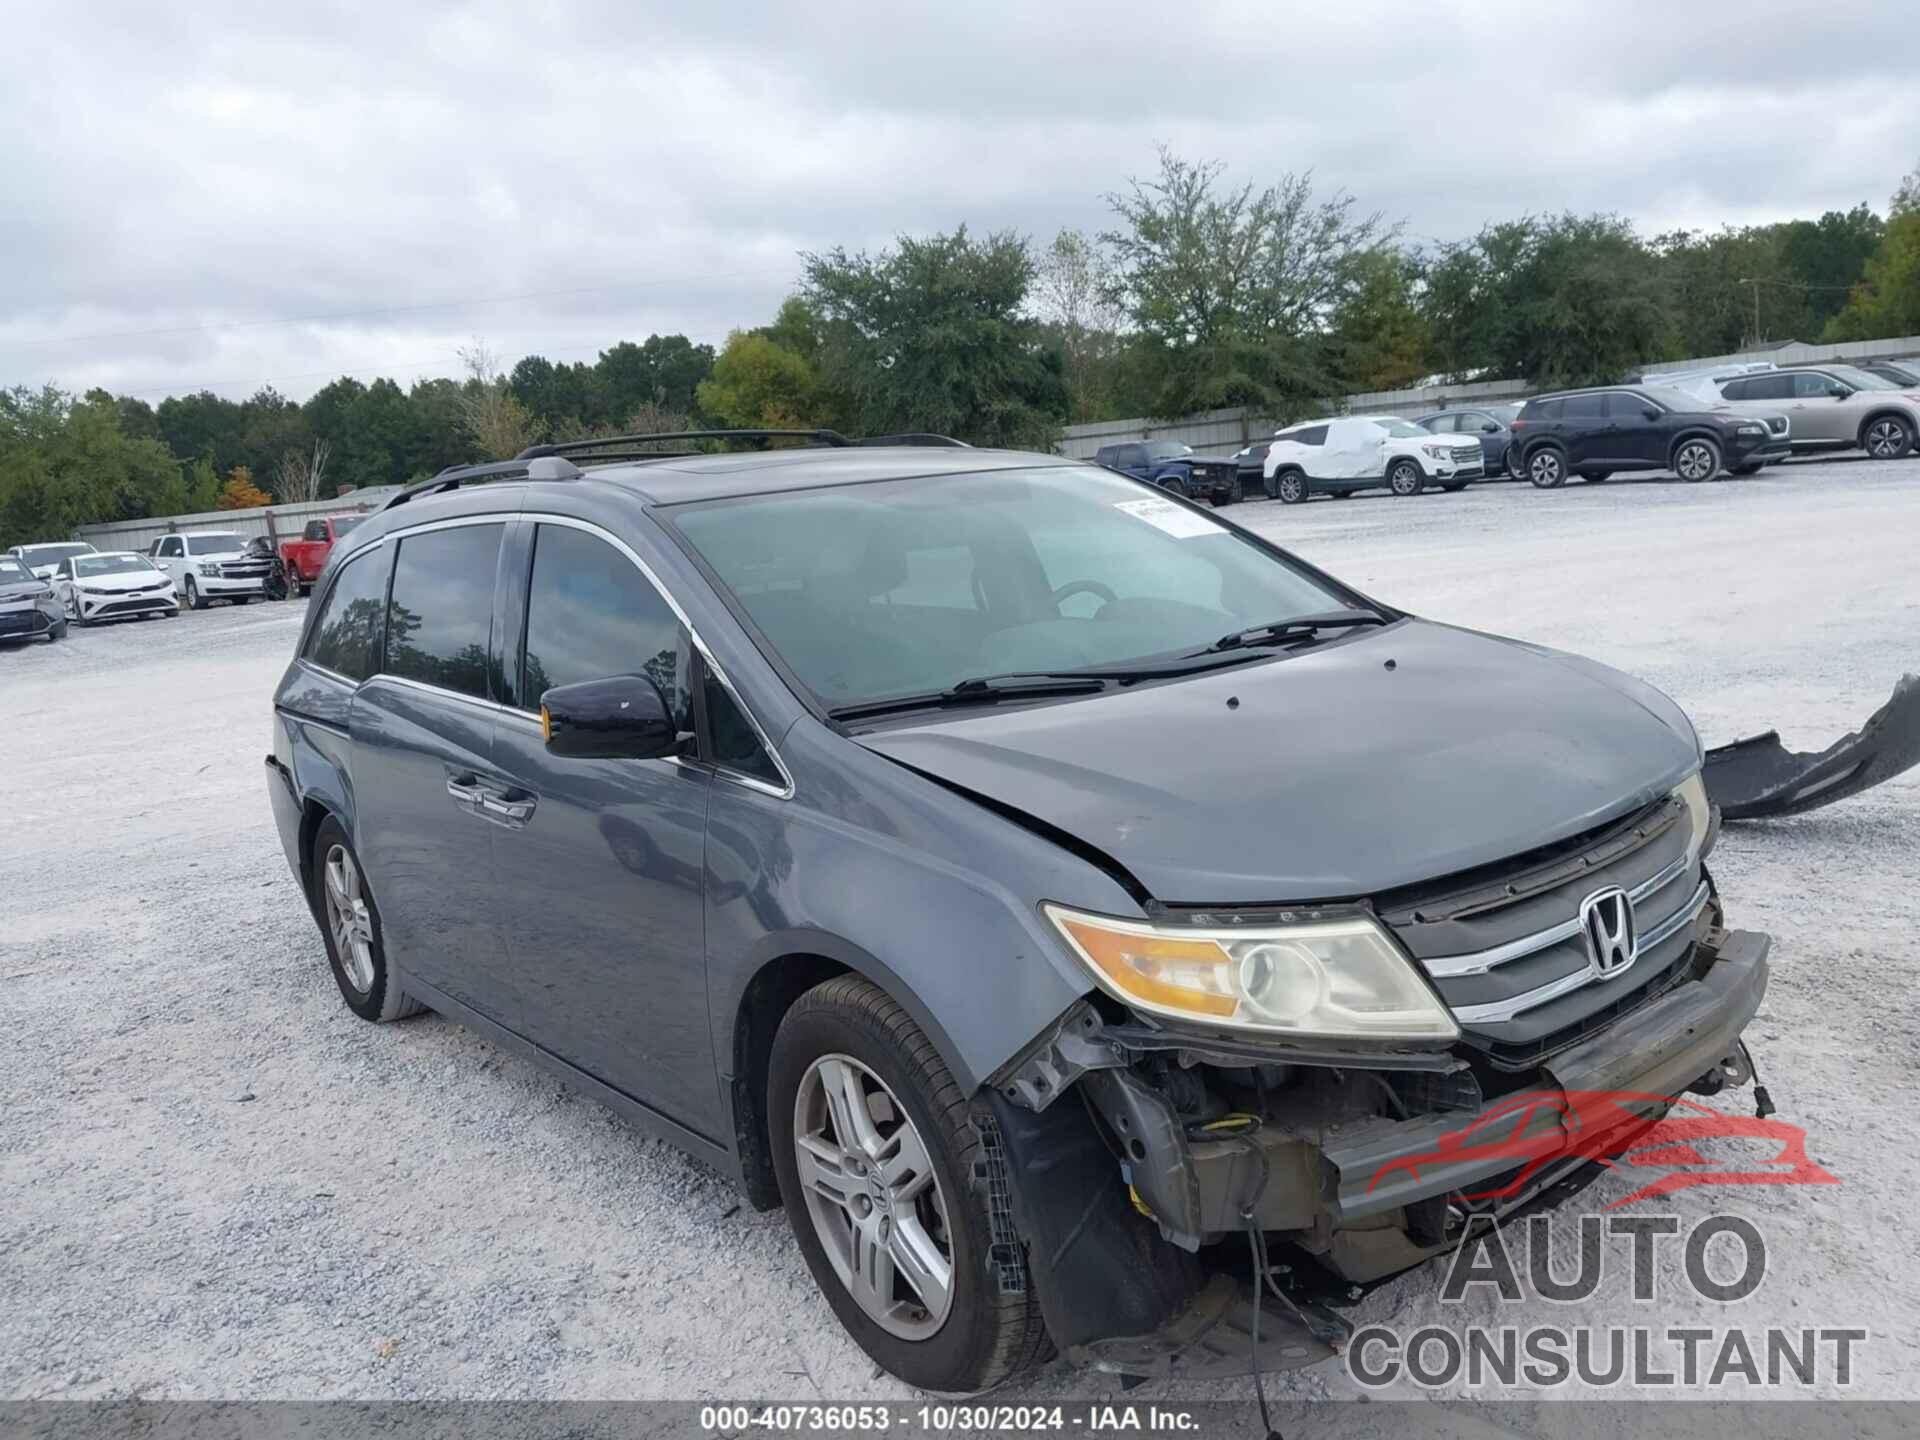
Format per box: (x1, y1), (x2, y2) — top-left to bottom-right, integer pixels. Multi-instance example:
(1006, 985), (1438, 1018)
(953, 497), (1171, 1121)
(1101, 147), (1388, 416)
(696, 332), (821, 428)
(1325, 248), (1431, 393)
(0, 386), (183, 546)
(802, 227), (1066, 447)
(1824, 210), (1920, 341)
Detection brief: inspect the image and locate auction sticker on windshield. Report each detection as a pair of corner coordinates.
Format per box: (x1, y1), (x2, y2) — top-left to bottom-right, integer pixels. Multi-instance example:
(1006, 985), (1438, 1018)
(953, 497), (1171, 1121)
(1113, 497), (1224, 538)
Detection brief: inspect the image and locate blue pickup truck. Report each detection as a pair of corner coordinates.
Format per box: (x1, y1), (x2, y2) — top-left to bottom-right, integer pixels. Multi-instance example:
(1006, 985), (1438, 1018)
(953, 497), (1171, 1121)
(1093, 439), (1244, 505)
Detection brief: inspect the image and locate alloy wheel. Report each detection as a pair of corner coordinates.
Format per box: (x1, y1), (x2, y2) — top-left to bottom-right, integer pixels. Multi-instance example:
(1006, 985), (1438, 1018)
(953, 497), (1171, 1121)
(1675, 441), (1716, 481)
(1278, 475), (1304, 503)
(1865, 418), (1910, 458)
(792, 1053), (954, 1340)
(1529, 450), (1563, 488)
(322, 843), (377, 992)
(1390, 462), (1420, 496)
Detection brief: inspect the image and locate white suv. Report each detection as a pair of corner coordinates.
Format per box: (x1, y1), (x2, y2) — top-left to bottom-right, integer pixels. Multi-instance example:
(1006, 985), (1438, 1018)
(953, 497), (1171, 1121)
(1261, 415), (1484, 504)
(147, 531), (271, 609)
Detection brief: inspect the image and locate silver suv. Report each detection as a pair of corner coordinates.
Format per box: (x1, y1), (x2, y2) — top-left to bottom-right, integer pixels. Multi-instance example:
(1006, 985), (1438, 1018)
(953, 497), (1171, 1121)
(1715, 364), (1919, 460)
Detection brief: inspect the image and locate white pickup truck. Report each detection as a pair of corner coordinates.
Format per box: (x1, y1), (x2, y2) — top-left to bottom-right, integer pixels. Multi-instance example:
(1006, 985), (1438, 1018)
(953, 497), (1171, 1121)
(145, 530), (272, 610)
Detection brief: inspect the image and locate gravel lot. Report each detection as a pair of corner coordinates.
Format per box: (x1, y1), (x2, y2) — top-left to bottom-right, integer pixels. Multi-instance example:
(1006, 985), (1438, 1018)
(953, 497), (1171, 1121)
(3, 456), (1917, 1410)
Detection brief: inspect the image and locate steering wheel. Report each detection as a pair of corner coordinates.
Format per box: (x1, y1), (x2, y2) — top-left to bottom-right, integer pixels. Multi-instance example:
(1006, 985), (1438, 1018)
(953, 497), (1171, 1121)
(1051, 579), (1118, 611)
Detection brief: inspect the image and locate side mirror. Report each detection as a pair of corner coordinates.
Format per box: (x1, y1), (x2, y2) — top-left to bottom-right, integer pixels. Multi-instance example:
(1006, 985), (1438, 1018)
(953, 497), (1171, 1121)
(1830, 385), (1852, 399)
(1643, 407), (1661, 421)
(540, 675), (677, 760)
(1481, 421), (1499, 433)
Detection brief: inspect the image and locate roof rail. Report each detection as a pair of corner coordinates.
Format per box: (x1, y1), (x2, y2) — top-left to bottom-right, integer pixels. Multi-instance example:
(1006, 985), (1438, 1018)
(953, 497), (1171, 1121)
(516, 428), (851, 461)
(380, 454), (582, 512)
(856, 433), (971, 448)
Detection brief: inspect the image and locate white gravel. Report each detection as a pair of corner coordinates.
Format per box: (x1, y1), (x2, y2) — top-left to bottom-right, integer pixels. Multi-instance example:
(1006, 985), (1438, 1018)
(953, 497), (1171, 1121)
(2, 456), (1916, 1409)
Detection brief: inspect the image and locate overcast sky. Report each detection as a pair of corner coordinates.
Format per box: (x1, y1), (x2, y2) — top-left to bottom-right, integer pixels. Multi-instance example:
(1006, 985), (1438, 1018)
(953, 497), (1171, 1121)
(3, 0), (1912, 406)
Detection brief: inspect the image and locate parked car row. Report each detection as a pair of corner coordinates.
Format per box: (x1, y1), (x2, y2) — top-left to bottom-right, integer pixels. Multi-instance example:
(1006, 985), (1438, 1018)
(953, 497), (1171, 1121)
(1110, 359), (1919, 505)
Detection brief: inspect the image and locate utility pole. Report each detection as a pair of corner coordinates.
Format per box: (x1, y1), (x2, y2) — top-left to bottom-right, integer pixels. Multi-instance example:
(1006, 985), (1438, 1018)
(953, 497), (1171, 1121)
(1739, 277), (1762, 348)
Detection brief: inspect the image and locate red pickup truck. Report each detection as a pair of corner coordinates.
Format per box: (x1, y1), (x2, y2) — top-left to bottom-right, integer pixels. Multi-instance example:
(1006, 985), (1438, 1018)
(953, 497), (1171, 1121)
(278, 516), (363, 595)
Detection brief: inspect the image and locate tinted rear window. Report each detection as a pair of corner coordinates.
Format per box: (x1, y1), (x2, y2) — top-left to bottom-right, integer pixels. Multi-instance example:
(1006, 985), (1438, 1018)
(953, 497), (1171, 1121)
(305, 546), (391, 682)
(1562, 394), (1605, 420)
(385, 524), (502, 699)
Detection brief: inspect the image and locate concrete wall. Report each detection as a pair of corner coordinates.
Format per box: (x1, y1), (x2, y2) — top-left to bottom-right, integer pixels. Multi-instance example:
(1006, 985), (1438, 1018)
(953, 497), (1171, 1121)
(73, 489), (399, 553)
(1057, 334), (1920, 457)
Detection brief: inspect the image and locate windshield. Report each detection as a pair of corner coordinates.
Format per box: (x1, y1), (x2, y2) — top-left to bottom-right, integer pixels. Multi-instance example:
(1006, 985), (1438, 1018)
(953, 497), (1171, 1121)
(21, 543), (94, 564)
(0, 559), (33, 585)
(1145, 441), (1192, 459)
(1378, 420), (1429, 438)
(1820, 364), (1899, 392)
(1483, 404), (1521, 423)
(333, 517), (362, 535)
(74, 554), (157, 578)
(669, 467), (1357, 713)
(185, 534), (243, 555)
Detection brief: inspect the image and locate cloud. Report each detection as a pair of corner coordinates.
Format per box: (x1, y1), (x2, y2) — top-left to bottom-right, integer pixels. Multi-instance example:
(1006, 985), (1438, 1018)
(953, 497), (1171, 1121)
(2, 0), (1911, 402)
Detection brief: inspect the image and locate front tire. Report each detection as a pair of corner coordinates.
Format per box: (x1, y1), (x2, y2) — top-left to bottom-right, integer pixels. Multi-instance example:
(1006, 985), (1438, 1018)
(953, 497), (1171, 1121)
(1273, 470), (1308, 505)
(1673, 436), (1722, 482)
(183, 576), (206, 610)
(1159, 476), (1189, 499)
(1527, 447), (1568, 488)
(48, 618), (67, 640)
(310, 816), (425, 1023)
(1862, 414), (1915, 459)
(1388, 459), (1424, 497)
(770, 975), (1048, 1394)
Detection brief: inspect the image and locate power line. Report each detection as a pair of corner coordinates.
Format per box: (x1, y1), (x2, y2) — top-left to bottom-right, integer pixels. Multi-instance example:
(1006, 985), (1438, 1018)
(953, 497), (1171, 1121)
(1, 269), (792, 349)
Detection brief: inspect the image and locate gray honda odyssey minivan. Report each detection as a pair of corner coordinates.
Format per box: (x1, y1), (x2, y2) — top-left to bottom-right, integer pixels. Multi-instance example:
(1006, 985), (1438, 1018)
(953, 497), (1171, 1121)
(268, 431), (1770, 1392)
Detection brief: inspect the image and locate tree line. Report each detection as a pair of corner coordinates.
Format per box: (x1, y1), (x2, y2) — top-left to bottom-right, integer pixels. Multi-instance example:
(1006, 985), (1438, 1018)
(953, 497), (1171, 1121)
(5, 149), (1917, 546)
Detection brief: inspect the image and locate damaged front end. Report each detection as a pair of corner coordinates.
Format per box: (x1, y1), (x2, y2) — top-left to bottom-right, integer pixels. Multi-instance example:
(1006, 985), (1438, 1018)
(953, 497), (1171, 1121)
(1704, 672), (1920, 820)
(981, 787), (1772, 1382)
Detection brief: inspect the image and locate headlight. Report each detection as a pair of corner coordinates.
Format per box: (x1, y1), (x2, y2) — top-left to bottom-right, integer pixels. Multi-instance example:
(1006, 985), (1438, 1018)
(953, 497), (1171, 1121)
(1421, 443), (1451, 460)
(1675, 771), (1713, 861)
(1735, 422), (1765, 435)
(198, 562), (221, 576)
(1044, 905), (1458, 1041)
(80, 585), (108, 595)
(34, 587), (54, 600)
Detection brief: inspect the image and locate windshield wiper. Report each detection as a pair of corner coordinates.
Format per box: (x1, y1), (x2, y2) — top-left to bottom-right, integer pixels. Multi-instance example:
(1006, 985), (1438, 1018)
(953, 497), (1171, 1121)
(1205, 608), (1390, 654)
(828, 673), (1109, 723)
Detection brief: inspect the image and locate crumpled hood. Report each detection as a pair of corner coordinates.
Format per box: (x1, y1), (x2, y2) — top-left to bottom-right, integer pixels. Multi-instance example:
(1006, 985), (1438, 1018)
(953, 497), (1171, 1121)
(856, 620), (1701, 904)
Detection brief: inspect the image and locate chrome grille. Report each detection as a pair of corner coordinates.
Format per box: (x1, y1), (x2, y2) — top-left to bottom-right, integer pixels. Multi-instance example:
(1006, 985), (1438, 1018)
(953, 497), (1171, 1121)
(1375, 795), (1705, 1066)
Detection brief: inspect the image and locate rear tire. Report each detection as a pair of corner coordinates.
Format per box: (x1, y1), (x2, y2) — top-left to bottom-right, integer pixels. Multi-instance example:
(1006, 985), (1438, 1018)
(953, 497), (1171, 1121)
(310, 816), (426, 1023)
(769, 975), (1049, 1393)
(1673, 436), (1722, 482)
(1578, 470), (1611, 483)
(1527, 447), (1568, 489)
(1274, 470), (1308, 505)
(1388, 459), (1424, 497)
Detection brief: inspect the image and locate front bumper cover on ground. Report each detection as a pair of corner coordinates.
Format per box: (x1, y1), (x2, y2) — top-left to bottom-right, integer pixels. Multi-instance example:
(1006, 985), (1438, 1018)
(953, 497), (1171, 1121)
(1703, 673), (1920, 819)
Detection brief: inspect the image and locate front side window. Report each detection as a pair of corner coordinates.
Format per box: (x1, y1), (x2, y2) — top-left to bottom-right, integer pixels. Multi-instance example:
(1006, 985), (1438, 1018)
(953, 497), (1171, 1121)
(159, 537), (182, 558)
(1793, 372), (1837, 398)
(669, 467), (1356, 714)
(386, 524), (502, 700)
(1145, 441), (1192, 460)
(305, 546), (392, 682)
(520, 524), (692, 730)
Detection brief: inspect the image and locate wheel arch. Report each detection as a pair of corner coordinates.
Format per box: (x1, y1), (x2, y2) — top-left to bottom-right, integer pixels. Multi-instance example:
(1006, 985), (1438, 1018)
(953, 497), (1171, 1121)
(1666, 426), (1724, 466)
(726, 938), (976, 1212)
(1856, 407), (1916, 449)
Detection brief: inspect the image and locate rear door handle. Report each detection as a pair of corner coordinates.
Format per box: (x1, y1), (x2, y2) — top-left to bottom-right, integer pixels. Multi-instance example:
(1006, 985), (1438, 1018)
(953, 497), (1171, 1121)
(446, 775), (487, 814)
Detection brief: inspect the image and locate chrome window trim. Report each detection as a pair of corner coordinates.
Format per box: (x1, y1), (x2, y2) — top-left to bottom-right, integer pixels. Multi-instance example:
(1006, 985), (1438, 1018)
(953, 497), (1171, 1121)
(1420, 850), (1692, 979)
(314, 510), (795, 799)
(1449, 879), (1711, 1025)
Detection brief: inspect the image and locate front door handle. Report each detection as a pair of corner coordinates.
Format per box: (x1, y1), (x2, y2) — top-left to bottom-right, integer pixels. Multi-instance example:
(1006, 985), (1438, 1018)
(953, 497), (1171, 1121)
(476, 789), (537, 827)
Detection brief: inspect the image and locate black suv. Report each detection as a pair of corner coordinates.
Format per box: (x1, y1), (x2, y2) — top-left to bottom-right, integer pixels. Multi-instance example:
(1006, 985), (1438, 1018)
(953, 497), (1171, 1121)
(1509, 385), (1790, 488)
